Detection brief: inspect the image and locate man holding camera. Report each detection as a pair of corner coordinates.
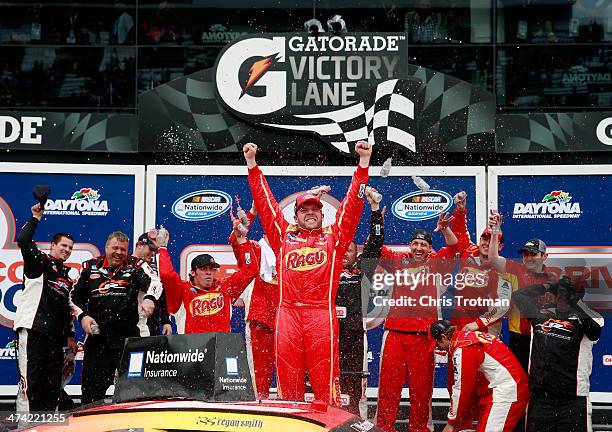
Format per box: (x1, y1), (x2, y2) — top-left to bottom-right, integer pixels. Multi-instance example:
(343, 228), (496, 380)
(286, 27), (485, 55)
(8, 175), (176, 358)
(513, 276), (604, 432)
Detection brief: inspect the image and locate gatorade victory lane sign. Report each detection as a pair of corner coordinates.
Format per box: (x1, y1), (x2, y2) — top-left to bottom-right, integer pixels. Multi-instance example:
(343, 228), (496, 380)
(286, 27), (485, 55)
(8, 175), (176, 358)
(139, 33), (496, 154)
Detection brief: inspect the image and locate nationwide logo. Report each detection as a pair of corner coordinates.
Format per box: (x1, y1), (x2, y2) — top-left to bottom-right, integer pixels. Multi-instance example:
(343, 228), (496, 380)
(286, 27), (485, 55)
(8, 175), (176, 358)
(189, 292), (224, 316)
(392, 190), (452, 221)
(44, 187), (110, 216)
(512, 190), (581, 219)
(285, 247), (327, 271)
(172, 190), (231, 222)
(0, 341), (16, 360)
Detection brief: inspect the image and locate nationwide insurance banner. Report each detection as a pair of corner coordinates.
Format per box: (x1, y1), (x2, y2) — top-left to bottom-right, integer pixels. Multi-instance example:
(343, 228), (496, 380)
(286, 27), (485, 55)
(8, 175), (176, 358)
(145, 164), (486, 398)
(0, 163), (144, 395)
(489, 166), (612, 398)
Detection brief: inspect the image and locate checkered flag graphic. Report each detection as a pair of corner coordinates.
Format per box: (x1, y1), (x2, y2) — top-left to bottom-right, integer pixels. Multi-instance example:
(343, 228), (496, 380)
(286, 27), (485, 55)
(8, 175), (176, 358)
(264, 79), (422, 153)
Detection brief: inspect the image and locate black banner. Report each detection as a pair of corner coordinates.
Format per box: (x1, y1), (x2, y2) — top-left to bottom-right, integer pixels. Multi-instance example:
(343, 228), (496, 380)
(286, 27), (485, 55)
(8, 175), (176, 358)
(114, 333), (255, 403)
(139, 33), (496, 155)
(496, 111), (612, 152)
(0, 111), (137, 152)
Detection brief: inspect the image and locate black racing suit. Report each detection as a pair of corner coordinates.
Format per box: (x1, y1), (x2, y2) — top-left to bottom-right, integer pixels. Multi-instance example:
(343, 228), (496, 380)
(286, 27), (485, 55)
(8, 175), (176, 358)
(136, 257), (171, 336)
(71, 255), (162, 405)
(513, 284), (604, 432)
(336, 209), (384, 417)
(14, 218), (74, 413)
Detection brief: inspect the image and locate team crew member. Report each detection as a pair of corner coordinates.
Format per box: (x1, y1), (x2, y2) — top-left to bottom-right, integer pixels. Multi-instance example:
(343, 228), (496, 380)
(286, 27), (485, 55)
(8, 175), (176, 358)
(244, 141), (371, 406)
(15, 203), (77, 413)
(71, 231), (162, 405)
(430, 320), (530, 432)
(375, 217), (458, 432)
(133, 232), (172, 336)
(513, 277), (603, 432)
(489, 234), (555, 373)
(445, 195), (515, 430)
(157, 220), (258, 333)
(336, 188), (384, 417)
(229, 205), (279, 399)
(449, 193), (513, 335)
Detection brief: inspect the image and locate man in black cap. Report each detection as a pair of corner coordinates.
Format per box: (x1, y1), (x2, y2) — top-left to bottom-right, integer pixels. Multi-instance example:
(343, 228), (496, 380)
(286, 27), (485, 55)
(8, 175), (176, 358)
(488, 236), (555, 373)
(429, 319), (530, 432)
(156, 220), (257, 334)
(513, 276), (603, 432)
(133, 232), (172, 336)
(375, 214), (457, 432)
(14, 202), (77, 413)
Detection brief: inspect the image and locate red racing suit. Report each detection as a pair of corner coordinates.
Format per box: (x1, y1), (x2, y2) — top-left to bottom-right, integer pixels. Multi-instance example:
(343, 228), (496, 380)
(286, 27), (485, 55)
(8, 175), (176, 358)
(230, 218), (279, 399)
(447, 331), (530, 432)
(157, 242), (257, 333)
(447, 207), (520, 430)
(450, 206), (515, 335)
(248, 164), (368, 405)
(376, 246), (455, 432)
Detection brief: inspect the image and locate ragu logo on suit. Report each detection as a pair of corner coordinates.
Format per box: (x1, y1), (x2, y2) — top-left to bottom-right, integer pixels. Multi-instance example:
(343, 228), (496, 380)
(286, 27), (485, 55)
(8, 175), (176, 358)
(190, 292), (224, 316)
(285, 247), (328, 272)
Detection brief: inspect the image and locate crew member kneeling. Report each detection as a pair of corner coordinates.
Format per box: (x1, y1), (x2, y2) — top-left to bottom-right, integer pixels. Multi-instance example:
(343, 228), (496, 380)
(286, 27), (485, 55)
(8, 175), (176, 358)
(431, 320), (530, 432)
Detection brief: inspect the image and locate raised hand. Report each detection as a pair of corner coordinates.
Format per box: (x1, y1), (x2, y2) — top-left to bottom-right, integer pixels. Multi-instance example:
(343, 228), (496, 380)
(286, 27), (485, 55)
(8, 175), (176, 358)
(453, 191), (466, 211)
(243, 143), (258, 168)
(31, 203), (44, 221)
(488, 209), (503, 228)
(434, 212), (454, 232)
(355, 140), (372, 167)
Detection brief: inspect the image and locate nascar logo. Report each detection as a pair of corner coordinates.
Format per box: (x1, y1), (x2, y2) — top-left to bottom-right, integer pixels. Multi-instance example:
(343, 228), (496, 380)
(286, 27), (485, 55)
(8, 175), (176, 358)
(190, 292), (224, 316)
(285, 247), (327, 271)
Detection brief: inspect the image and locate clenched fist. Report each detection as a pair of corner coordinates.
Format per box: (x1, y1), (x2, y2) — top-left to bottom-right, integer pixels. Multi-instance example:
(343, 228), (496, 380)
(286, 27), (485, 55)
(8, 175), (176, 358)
(243, 143), (258, 168)
(355, 140), (372, 167)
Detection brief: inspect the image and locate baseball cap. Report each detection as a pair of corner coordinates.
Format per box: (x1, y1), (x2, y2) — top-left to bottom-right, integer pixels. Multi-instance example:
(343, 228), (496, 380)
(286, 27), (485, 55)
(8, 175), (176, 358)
(518, 238), (547, 254)
(480, 227), (504, 244)
(430, 320), (453, 340)
(137, 233), (158, 251)
(294, 193), (323, 213)
(191, 254), (220, 271)
(411, 229), (432, 245)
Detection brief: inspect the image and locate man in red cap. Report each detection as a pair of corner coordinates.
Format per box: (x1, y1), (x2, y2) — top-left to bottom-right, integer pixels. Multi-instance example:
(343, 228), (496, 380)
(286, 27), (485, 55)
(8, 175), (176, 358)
(243, 140), (371, 406)
(430, 320), (530, 432)
(446, 192), (516, 430)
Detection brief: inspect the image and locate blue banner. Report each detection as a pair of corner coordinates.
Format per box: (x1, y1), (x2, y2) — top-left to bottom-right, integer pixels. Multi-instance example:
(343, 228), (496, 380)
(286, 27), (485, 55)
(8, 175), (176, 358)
(148, 166), (484, 392)
(494, 169), (612, 396)
(0, 165), (144, 394)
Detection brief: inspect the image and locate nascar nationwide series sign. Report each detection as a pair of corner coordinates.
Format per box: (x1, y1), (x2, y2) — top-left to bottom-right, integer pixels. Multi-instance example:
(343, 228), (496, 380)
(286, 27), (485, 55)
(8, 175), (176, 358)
(139, 33), (496, 154)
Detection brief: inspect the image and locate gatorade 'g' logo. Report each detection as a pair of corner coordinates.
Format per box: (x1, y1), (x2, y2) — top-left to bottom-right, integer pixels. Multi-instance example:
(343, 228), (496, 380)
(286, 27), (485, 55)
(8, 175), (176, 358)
(285, 247), (327, 272)
(216, 37), (286, 116)
(190, 292), (224, 316)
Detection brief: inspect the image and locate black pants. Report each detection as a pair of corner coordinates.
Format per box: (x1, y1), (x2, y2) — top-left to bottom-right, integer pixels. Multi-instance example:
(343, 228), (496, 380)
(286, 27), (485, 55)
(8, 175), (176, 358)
(527, 391), (589, 432)
(80, 335), (125, 406)
(509, 332), (531, 373)
(15, 328), (64, 412)
(339, 327), (367, 417)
